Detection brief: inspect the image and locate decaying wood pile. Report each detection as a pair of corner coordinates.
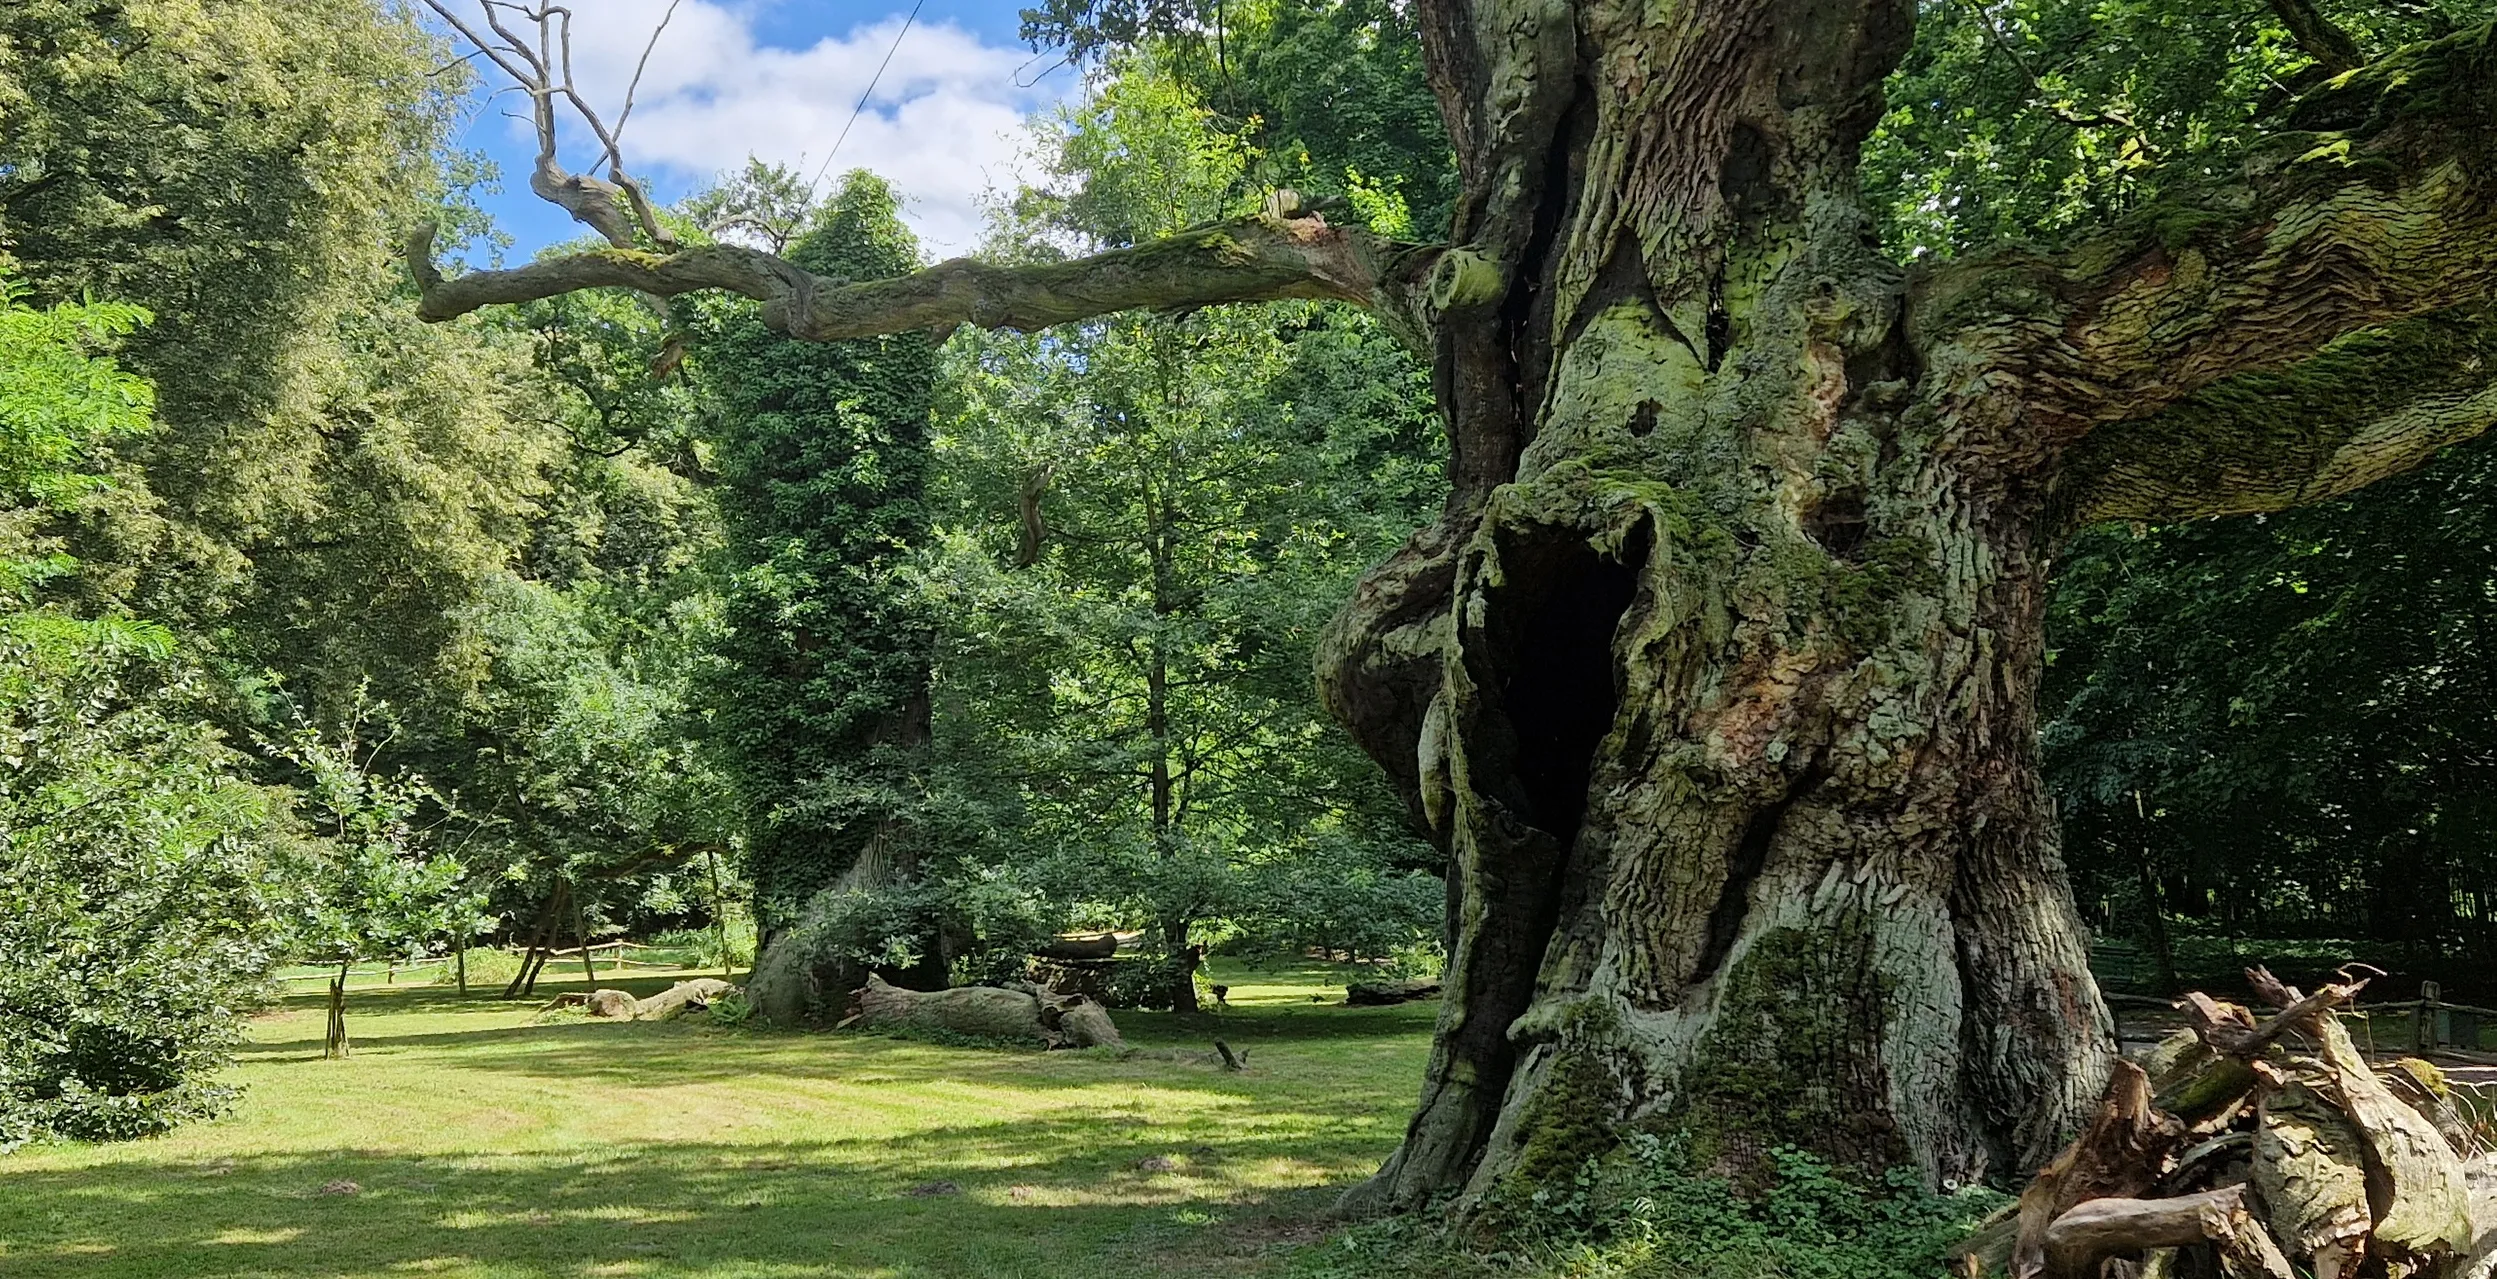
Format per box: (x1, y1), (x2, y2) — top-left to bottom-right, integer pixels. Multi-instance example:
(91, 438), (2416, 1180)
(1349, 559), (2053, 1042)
(848, 974), (1125, 1049)
(1960, 967), (2497, 1278)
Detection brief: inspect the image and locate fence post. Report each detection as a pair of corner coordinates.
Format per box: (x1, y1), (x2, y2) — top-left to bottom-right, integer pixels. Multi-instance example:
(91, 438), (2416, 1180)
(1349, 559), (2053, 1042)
(2419, 980), (2444, 1052)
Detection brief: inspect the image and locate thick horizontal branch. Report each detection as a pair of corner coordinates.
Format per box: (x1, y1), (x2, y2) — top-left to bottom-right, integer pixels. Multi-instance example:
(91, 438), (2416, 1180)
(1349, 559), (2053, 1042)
(2058, 306), (2497, 523)
(1916, 23), (2497, 500)
(413, 207), (1438, 346)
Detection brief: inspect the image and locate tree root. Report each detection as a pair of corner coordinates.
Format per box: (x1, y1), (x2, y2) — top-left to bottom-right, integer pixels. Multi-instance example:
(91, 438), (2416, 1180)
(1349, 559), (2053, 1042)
(1961, 966), (2497, 1278)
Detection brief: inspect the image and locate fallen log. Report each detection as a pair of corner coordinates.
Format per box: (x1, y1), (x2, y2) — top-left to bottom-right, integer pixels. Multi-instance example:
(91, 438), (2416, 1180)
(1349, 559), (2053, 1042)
(635, 978), (738, 1021)
(549, 979), (740, 1021)
(1033, 933), (1119, 961)
(1345, 978), (1440, 1006)
(583, 988), (638, 1019)
(851, 975), (1124, 1049)
(2042, 1186), (2292, 1279)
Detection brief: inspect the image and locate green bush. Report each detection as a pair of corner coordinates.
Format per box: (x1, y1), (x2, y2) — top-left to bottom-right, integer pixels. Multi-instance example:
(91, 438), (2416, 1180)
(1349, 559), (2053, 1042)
(0, 632), (294, 1150)
(705, 987), (754, 1027)
(430, 947), (523, 988)
(648, 916), (758, 971)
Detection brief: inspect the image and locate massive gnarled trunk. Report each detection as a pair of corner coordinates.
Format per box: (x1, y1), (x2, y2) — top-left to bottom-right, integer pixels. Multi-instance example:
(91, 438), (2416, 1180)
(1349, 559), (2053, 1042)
(1315, 0), (2115, 1210)
(1315, 1), (2497, 1213)
(418, 0), (2497, 1219)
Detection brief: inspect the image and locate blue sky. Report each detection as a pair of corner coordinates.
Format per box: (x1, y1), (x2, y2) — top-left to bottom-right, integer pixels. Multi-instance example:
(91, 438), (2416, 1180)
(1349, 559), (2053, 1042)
(437, 1), (1078, 262)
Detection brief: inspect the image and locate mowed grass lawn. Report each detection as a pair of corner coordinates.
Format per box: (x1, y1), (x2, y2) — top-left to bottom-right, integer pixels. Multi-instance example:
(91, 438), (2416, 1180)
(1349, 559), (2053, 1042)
(0, 960), (1435, 1279)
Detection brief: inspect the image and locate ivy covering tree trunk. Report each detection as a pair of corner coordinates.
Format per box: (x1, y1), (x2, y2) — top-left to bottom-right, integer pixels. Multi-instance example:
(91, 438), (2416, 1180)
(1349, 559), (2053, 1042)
(417, 0), (2497, 1218)
(689, 174), (941, 947)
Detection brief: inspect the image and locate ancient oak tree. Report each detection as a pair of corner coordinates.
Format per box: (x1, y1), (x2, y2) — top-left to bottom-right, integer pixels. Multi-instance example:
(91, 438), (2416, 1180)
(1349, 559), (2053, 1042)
(417, 0), (2497, 1214)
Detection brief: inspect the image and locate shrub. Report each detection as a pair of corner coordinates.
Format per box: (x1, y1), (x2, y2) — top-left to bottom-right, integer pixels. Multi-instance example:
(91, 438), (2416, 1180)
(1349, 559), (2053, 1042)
(705, 987), (754, 1027)
(431, 947), (524, 988)
(0, 632), (294, 1149)
(1288, 1137), (2006, 1279)
(648, 915), (758, 972)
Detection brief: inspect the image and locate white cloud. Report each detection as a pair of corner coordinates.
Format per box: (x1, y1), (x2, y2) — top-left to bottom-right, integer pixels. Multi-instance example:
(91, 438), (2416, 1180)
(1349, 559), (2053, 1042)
(488, 1), (1063, 258)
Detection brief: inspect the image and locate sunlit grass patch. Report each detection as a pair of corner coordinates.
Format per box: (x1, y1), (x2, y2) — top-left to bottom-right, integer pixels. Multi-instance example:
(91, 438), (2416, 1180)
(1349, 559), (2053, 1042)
(0, 959), (1431, 1279)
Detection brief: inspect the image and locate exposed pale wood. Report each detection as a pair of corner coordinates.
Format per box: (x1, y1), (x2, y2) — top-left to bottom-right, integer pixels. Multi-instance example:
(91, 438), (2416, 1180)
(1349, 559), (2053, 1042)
(2016, 1061), (2182, 1278)
(852, 975), (1125, 1049)
(2042, 1186), (2282, 1279)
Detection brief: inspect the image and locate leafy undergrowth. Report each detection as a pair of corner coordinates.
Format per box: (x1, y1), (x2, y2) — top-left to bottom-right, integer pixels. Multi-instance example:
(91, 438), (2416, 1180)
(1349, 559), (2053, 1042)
(0, 957), (1433, 1279)
(1287, 1136), (2010, 1279)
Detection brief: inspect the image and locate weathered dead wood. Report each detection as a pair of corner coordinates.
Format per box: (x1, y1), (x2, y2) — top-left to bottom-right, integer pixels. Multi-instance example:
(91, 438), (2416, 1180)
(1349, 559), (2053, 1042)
(1981, 968), (2497, 1279)
(1033, 934), (1119, 961)
(2185, 970), (2369, 1058)
(2042, 1186), (2293, 1279)
(850, 975), (1124, 1049)
(2015, 1060), (2185, 1278)
(635, 978), (738, 1022)
(2143, 1028), (2260, 1125)
(1345, 979), (1443, 1006)
(582, 989), (638, 1019)
(2314, 1013), (2476, 1258)
(2252, 1075), (2371, 1271)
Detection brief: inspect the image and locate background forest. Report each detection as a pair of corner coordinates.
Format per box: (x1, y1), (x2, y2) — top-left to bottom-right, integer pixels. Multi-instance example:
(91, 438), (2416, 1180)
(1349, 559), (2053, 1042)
(4, 0), (2494, 1167)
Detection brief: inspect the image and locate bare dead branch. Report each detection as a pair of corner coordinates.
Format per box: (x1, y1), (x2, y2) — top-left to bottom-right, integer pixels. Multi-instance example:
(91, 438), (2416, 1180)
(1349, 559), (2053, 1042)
(2183, 976), (2367, 1057)
(2013, 1061), (2183, 1279)
(422, 0), (676, 249)
(609, 0), (683, 171)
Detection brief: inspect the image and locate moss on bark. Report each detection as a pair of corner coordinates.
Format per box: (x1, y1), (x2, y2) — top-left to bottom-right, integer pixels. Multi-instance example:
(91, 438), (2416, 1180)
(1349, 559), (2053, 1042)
(1668, 909), (1908, 1180)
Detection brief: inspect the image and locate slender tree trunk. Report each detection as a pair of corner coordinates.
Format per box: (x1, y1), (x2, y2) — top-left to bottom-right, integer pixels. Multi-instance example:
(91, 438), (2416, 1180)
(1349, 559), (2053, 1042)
(2136, 853), (2179, 995)
(456, 929), (468, 996)
(325, 961), (351, 1060)
(507, 880), (567, 999)
(1144, 493), (1200, 1015)
(1321, 0), (2112, 1214)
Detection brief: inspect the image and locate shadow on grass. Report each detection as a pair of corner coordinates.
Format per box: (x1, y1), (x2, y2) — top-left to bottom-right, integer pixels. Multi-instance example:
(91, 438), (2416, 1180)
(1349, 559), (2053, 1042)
(1, 1122), (1353, 1279)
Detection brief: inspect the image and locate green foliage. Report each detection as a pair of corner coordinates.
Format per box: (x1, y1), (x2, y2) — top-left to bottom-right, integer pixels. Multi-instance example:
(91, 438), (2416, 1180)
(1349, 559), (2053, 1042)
(2046, 432), (2497, 972)
(929, 65), (1445, 999)
(1026, 2), (1458, 237)
(0, 276), (154, 611)
(704, 986), (755, 1027)
(0, 281), (151, 510)
(1293, 1139), (2007, 1279)
(1863, 0), (2496, 259)
(0, 631), (291, 1149)
(263, 703), (466, 970)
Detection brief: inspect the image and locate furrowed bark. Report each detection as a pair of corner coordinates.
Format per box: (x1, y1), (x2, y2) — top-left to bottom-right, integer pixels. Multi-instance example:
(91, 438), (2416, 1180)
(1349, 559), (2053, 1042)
(1913, 24), (2497, 475)
(2058, 308), (2497, 524)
